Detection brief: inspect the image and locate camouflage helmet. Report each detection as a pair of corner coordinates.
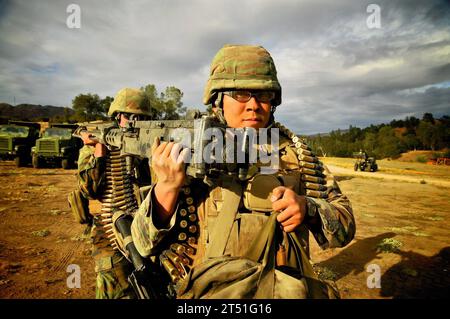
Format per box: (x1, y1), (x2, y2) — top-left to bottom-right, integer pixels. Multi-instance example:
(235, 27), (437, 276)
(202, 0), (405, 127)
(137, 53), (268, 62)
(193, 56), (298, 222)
(108, 88), (152, 117)
(203, 44), (282, 107)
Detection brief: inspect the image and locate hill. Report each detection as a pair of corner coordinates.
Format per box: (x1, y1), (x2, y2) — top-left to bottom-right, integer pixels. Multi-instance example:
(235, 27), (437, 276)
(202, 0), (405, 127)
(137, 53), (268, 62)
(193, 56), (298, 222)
(0, 103), (74, 122)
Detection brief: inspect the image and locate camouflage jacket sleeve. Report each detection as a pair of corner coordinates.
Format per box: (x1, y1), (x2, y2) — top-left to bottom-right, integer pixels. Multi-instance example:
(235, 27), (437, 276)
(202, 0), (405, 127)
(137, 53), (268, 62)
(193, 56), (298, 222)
(77, 145), (106, 199)
(304, 165), (356, 249)
(131, 185), (178, 257)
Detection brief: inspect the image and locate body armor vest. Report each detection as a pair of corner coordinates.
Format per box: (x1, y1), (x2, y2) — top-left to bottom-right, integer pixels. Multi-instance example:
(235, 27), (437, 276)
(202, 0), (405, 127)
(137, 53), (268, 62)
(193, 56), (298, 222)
(157, 122), (327, 284)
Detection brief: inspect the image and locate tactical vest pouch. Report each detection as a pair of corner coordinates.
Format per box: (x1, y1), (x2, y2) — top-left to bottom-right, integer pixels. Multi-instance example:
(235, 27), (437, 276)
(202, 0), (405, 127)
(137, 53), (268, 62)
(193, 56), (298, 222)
(68, 189), (92, 225)
(243, 174), (282, 212)
(176, 213), (339, 299)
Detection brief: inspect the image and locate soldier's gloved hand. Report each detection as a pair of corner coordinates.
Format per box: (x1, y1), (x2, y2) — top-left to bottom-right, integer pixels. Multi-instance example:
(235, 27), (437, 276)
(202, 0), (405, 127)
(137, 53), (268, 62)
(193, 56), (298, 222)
(150, 137), (190, 226)
(271, 186), (307, 233)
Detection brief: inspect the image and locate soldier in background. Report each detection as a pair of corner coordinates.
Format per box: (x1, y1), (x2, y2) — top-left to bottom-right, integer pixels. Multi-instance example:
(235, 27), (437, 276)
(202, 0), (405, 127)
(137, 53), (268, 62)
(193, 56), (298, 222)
(77, 88), (151, 299)
(131, 45), (356, 298)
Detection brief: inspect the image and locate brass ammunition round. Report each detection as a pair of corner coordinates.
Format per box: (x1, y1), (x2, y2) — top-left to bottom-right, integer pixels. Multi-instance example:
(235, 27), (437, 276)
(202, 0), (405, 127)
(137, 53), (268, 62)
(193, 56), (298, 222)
(179, 209), (188, 217)
(181, 243), (196, 255)
(183, 187), (191, 195)
(178, 233), (187, 241)
(299, 161), (316, 170)
(180, 220), (188, 228)
(188, 214), (197, 222)
(186, 197), (194, 205)
(187, 237), (197, 245)
(160, 254), (181, 278)
(170, 243), (186, 255)
(166, 250), (181, 264)
(306, 189), (328, 198)
(292, 136), (299, 143)
(305, 182), (326, 191)
(189, 225), (197, 234)
(301, 168), (317, 176)
(302, 175), (324, 184)
(188, 206), (196, 213)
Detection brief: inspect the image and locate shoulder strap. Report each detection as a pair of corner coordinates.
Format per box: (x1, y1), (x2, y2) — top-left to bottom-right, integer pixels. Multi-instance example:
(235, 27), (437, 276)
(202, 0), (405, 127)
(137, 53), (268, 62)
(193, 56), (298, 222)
(205, 178), (242, 258)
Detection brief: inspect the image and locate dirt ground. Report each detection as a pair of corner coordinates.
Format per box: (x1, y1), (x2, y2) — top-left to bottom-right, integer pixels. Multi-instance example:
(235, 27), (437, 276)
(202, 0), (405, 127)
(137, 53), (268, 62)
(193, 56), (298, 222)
(0, 159), (449, 299)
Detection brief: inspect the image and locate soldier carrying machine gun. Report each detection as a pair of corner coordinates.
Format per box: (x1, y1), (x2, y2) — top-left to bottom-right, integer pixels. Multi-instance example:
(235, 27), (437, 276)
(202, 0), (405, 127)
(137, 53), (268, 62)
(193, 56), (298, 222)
(73, 110), (280, 299)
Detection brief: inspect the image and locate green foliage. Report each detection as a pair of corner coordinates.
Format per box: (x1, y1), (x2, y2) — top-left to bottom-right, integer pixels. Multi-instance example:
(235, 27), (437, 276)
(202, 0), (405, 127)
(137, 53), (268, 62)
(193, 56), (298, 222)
(376, 238), (402, 253)
(71, 93), (108, 122)
(309, 113), (449, 159)
(68, 84), (186, 122)
(416, 155), (428, 163)
(141, 84), (186, 120)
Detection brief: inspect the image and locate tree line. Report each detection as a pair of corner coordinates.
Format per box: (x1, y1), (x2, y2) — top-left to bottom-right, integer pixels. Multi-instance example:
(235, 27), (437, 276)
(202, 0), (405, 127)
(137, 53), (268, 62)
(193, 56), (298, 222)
(306, 113), (450, 159)
(52, 84), (187, 123)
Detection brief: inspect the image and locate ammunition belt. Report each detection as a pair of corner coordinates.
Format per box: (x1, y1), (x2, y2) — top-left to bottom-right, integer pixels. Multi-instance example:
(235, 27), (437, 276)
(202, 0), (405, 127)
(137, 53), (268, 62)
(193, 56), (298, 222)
(274, 122), (328, 199)
(159, 185), (198, 283)
(100, 148), (139, 251)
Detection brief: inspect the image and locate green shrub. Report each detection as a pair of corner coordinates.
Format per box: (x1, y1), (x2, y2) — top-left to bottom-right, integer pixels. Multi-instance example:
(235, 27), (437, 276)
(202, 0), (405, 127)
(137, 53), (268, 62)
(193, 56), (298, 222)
(416, 155), (428, 163)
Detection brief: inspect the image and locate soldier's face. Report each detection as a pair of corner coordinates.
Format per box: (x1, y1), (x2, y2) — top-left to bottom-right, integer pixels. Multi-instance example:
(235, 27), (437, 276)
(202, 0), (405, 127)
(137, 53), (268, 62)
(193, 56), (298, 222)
(118, 114), (129, 128)
(220, 94), (271, 129)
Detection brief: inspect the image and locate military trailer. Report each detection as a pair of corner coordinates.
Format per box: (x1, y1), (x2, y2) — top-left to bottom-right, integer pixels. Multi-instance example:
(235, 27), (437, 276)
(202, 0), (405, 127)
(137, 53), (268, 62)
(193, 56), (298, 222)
(353, 151), (378, 172)
(31, 123), (82, 169)
(0, 121), (41, 167)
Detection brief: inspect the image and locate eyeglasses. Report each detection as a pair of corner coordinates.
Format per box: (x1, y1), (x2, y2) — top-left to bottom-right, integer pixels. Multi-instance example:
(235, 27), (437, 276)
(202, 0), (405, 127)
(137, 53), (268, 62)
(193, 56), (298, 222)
(121, 113), (150, 121)
(223, 90), (275, 103)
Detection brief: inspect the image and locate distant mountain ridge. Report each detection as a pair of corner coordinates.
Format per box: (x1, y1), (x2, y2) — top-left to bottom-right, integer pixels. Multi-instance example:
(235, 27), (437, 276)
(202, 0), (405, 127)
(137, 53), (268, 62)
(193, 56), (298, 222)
(0, 103), (74, 121)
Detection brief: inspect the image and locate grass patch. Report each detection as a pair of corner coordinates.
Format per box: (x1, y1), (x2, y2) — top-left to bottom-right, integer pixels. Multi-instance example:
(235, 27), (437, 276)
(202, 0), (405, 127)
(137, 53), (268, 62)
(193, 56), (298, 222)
(49, 209), (63, 216)
(31, 229), (50, 237)
(313, 265), (338, 281)
(376, 238), (403, 253)
(425, 216), (444, 221)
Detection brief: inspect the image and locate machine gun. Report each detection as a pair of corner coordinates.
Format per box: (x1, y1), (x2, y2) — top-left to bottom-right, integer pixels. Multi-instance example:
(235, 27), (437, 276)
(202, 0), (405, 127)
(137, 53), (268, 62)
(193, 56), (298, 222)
(73, 112), (257, 182)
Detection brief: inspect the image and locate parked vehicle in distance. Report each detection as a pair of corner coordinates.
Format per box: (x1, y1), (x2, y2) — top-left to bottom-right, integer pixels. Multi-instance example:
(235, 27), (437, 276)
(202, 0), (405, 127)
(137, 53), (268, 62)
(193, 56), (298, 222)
(31, 123), (82, 169)
(0, 121), (41, 167)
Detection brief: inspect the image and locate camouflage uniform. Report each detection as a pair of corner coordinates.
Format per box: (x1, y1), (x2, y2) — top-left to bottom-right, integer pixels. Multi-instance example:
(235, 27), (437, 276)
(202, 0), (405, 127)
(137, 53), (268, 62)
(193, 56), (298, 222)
(131, 45), (356, 298)
(77, 88), (151, 299)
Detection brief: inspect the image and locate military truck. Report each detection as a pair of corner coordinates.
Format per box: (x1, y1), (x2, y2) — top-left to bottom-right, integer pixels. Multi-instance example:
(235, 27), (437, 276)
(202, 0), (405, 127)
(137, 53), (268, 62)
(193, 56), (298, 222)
(31, 123), (82, 169)
(353, 150), (378, 172)
(0, 121), (41, 167)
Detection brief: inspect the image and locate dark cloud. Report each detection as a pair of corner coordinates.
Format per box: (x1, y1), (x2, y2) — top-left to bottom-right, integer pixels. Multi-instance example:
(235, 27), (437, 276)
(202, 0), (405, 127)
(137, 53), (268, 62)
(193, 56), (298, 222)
(0, 0), (448, 134)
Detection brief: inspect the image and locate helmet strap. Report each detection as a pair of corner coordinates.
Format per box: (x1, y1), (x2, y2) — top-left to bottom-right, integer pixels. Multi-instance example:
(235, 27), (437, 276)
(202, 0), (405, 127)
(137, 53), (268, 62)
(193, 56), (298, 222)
(213, 92), (228, 125)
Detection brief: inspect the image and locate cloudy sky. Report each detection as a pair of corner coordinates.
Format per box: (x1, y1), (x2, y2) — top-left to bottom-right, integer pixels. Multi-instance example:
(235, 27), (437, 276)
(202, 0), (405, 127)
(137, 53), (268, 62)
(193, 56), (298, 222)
(0, 0), (449, 134)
